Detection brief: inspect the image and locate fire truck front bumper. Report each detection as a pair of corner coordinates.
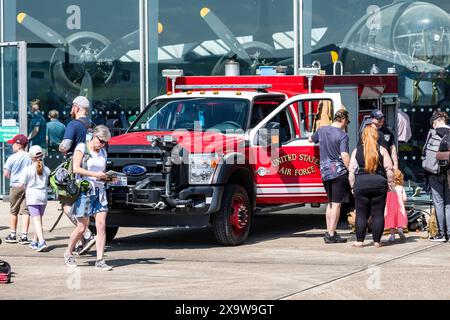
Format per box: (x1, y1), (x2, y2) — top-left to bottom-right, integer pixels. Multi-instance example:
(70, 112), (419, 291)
(105, 186), (224, 228)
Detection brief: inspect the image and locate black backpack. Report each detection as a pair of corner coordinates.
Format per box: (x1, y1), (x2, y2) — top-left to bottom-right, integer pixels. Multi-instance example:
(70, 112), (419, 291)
(0, 260), (11, 284)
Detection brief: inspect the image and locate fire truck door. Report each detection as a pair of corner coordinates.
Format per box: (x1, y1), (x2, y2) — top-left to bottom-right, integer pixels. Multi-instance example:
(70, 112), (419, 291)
(249, 93), (342, 204)
(324, 85), (359, 152)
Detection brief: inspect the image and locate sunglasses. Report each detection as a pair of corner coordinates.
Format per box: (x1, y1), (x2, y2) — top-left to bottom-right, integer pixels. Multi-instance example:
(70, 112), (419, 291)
(96, 136), (108, 145)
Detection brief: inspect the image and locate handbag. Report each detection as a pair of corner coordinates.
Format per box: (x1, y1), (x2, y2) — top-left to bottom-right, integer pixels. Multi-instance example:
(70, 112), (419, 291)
(0, 260), (11, 284)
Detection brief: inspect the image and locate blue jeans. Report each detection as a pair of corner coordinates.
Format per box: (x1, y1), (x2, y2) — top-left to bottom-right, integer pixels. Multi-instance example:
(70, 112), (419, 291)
(429, 174), (450, 237)
(71, 188), (108, 218)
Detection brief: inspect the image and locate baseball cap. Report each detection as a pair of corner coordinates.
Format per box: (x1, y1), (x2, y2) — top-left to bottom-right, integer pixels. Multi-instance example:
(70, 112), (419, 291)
(29, 145), (43, 158)
(72, 96), (90, 109)
(7, 134), (28, 146)
(370, 109), (385, 120)
(429, 112), (447, 126)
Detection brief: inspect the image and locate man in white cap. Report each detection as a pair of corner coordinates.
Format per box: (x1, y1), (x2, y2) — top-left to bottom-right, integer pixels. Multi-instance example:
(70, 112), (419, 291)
(58, 96), (96, 255)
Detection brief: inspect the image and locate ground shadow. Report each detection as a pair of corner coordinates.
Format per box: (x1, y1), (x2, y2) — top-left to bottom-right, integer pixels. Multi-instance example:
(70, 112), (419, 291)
(106, 213), (344, 252)
(83, 257), (165, 268)
(105, 212), (427, 252)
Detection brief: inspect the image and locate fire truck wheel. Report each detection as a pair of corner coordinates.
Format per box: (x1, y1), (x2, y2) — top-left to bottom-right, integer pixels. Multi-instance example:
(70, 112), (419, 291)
(88, 225), (119, 244)
(212, 184), (252, 246)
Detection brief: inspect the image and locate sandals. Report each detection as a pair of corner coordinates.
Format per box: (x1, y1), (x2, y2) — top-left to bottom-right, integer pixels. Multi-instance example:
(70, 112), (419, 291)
(352, 242), (364, 248)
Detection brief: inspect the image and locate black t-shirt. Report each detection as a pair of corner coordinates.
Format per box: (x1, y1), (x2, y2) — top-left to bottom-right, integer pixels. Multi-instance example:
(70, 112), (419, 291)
(354, 145), (388, 190)
(358, 124), (394, 151)
(377, 125), (394, 151)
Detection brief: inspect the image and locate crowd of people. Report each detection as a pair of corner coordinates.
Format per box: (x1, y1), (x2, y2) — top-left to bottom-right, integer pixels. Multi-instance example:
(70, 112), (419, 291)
(27, 99), (66, 156)
(3, 96), (114, 271)
(2, 96), (449, 269)
(311, 107), (445, 247)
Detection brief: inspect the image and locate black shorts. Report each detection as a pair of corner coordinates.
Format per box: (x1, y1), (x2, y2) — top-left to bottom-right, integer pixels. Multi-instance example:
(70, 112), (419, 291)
(323, 174), (350, 204)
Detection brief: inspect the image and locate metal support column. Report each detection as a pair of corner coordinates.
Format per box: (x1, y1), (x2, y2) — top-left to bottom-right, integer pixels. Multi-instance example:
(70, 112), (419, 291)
(17, 41), (27, 135)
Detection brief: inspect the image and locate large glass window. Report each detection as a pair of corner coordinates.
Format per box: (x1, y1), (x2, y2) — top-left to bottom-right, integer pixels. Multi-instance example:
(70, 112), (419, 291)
(304, 0), (450, 189)
(5, 0), (141, 168)
(149, 0), (294, 98)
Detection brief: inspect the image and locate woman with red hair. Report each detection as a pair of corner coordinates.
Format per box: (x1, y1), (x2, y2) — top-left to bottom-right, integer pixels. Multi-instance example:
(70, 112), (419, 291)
(349, 125), (394, 247)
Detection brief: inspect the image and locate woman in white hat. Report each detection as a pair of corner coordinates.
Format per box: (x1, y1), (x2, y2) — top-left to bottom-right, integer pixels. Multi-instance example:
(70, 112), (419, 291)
(18, 145), (51, 252)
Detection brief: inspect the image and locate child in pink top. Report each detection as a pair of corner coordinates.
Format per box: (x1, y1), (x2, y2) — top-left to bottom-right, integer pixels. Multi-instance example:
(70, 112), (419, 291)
(385, 170), (408, 241)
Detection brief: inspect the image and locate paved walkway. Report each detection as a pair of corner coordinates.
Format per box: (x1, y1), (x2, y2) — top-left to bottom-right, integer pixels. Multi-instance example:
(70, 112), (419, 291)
(0, 200), (448, 299)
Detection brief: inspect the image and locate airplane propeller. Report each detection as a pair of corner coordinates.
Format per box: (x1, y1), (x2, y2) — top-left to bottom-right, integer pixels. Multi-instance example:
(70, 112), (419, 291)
(80, 71), (93, 103)
(17, 12), (80, 60)
(200, 7), (252, 65)
(96, 30), (139, 61)
(16, 12), (138, 100)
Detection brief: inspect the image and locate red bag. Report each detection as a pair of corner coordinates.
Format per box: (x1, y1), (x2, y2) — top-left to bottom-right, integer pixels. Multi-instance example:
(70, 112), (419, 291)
(384, 190), (408, 229)
(0, 260), (11, 284)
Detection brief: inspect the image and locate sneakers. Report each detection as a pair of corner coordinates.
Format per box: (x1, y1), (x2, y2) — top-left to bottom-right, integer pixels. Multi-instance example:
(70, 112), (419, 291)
(324, 231), (347, 244)
(37, 241), (48, 252)
(431, 234), (447, 242)
(64, 251), (77, 268)
(95, 260), (112, 271)
(76, 234), (96, 256)
(18, 236), (30, 245)
(30, 241), (38, 250)
(73, 244), (84, 255)
(5, 234), (17, 243)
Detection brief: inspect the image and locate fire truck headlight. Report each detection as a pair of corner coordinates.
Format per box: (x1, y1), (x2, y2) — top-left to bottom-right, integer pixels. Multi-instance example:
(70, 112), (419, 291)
(189, 153), (219, 184)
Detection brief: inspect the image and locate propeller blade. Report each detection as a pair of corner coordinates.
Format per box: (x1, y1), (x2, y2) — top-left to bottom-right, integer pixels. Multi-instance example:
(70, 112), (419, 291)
(17, 12), (79, 59)
(200, 7), (251, 64)
(80, 71), (93, 103)
(96, 30), (139, 61)
(51, 61), (79, 92)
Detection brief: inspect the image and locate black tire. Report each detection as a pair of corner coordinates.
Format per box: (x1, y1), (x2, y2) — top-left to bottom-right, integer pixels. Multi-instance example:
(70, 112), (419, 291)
(89, 225), (119, 244)
(211, 184), (252, 246)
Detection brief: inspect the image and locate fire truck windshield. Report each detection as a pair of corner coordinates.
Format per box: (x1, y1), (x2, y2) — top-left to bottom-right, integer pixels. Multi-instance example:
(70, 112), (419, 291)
(129, 97), (250, 133)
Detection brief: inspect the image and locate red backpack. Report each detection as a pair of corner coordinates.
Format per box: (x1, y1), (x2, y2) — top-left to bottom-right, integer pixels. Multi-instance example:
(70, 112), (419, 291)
(0, 260), (12, 284)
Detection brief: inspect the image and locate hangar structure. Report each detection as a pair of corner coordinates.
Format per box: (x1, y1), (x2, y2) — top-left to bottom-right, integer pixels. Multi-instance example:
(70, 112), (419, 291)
(1, 0), (450, 194)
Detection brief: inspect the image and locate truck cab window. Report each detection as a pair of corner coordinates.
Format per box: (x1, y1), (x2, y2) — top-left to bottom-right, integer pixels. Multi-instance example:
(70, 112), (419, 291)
(249, 98), (284, 129)
(255, 107), (295, 145)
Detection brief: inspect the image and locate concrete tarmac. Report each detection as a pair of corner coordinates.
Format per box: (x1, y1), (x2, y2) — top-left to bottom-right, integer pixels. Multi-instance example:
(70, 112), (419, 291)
(0, 201), (448, 300)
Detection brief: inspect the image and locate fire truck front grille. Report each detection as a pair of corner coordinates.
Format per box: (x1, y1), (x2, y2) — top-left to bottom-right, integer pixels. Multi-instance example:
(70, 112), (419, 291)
(107, 145), (164, 186)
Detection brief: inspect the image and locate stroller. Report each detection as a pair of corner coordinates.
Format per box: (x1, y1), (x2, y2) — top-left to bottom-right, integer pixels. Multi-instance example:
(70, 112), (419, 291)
(406, 206), (429, 232)
(404, 185), (434, 235)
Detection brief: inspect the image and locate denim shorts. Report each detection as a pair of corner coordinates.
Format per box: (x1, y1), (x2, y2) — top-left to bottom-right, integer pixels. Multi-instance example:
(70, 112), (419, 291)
(71, 188), (108, 218)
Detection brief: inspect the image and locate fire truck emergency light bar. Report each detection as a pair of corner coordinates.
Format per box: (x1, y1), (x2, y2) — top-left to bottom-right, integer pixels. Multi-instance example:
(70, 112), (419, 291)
(175, 84), (272, 90)
(298, 67), (320, 76)
(162, 69), (184, 78)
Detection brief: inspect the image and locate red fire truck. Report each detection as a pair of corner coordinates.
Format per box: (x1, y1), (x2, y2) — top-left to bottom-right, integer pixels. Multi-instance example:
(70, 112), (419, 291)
(104, 70), (398, 245)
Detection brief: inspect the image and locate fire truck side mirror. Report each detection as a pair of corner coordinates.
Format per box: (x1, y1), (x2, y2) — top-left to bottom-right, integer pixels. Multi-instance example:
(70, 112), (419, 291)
(257, 122), (280, 147)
